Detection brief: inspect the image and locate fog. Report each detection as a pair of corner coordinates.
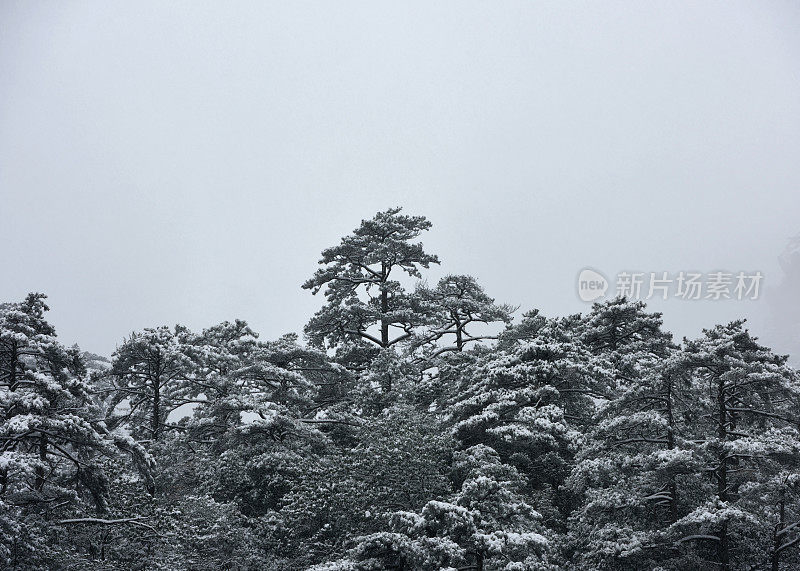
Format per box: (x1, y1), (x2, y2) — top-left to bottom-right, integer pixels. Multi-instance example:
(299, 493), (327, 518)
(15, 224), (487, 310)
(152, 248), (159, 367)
(1, 1), (798, 360)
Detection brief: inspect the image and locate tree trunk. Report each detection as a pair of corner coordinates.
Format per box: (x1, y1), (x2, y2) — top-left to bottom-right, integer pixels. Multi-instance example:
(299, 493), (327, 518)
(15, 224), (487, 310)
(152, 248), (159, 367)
(35, 432), (47, 491)
(380, 263), (391, 392)
(152, 376), (161, 440)
(665, 378), (679, 523)
(380, 287), (390, 348)
(716, 375), (730, 570)
(9, 345), (17, 389)
(609, 320), (619, 351)
(3, 348), (15, 496)
(772, 491), (785, 571)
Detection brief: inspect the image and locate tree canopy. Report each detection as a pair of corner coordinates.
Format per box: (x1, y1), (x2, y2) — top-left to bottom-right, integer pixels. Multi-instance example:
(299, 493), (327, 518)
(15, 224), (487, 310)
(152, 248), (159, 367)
(2, 209), (798, 570)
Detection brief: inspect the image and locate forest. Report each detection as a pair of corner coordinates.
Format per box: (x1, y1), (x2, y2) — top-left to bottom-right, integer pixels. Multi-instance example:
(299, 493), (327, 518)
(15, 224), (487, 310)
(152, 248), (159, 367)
(2, 208), (799, 570)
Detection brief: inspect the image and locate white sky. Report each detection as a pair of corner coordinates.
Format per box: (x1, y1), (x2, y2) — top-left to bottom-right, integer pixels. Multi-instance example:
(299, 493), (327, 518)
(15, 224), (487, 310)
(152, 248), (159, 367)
(1, 2), (799, 357)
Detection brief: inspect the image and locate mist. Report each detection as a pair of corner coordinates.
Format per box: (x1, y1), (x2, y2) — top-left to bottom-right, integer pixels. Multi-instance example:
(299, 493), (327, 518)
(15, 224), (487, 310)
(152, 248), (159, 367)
(2, 1), (798, 358)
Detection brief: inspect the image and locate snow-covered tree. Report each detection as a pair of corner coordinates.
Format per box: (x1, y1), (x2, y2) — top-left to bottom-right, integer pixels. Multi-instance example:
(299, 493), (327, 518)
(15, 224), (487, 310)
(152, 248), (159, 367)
(666, 321), (800, 570)
(0, 294), (109, 499)
(449, 316), (610, 469)
(580, 296), (675, 387)
(314, 444), (552, 571)
(108, 326), (195, 441)
(275, 405), (453, 568)
(414, 274), (515, 356)
(0, 294), (143, 566)
(303, 208), (440, 369)
(566, 359), (698, 569)
(565, 299), (691, 568)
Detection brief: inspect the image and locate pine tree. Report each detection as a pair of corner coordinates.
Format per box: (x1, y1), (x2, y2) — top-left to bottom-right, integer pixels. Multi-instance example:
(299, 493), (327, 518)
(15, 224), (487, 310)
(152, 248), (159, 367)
(566, 358), (698, 569)
(580, 296), (674, 387)
(667, 321), (800, 570)
(108, 325), (195, 442)
(413, 274), (515, 357)
(276, 404), (453, 568)
(314, 444), (552, 571)
(303, 208), (440, 370)
(448, 315), (612, 537)
(0, 294), (125, 566)
(565, 299), (690, 569)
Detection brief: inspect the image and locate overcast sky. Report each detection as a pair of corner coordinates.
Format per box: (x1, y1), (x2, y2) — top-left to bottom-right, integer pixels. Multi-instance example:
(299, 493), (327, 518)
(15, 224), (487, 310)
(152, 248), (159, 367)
(1, 1), (799, 358)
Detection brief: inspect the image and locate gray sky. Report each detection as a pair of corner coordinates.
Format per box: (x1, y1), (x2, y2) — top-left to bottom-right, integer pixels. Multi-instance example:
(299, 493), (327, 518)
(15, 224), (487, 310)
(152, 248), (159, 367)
(1, 1), (799, 358)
